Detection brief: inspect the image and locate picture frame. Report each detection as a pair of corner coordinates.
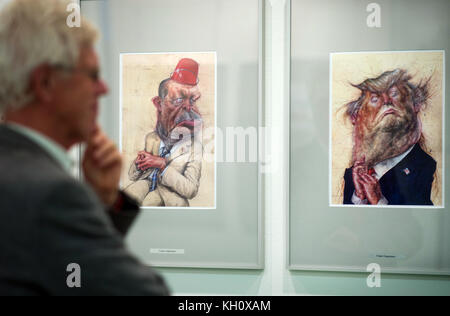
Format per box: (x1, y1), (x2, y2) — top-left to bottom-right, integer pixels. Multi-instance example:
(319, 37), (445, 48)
(81, 0), (265, 269)
(289, 0), (450, 275)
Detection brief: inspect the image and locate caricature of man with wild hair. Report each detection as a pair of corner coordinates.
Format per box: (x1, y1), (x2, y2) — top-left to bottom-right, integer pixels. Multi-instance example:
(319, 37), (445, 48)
(343, 69), (436, 205)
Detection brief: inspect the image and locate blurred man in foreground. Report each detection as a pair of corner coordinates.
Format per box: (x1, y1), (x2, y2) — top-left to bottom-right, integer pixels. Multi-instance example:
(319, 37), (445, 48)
(0, 0), (170, 295)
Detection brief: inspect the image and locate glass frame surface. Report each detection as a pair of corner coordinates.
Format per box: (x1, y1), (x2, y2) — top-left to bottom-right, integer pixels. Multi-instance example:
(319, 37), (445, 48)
(289, 0), (450, 275)
(81, 0), (265, 269)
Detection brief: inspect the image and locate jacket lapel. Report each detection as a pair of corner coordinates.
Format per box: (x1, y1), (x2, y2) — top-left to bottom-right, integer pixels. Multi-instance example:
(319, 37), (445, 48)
(379, 144), (420, 204)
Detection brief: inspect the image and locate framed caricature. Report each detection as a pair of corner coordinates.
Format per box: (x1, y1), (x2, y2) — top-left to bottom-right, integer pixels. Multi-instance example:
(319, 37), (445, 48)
(330, 50), (444, 208)
(120, 52), (217, 209)
(289, 0), (449, 274)
(81, 0), (264, 269)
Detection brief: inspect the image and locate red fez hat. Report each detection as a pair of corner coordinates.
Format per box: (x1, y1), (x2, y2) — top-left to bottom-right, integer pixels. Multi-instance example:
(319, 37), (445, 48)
(170, 58), (199, 85)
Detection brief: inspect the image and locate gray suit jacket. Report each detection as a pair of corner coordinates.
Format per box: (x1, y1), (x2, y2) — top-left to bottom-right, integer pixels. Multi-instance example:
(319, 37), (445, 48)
(0, 125), (170, 296)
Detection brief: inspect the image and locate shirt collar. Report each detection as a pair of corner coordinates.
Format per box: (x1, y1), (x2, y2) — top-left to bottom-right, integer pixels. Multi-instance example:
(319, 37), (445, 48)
(5, 123), (73, 174)
(373, 145), (415, 179)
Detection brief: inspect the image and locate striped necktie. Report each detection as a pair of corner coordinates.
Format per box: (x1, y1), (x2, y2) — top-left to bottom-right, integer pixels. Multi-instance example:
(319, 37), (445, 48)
(149, 146), (171, 192)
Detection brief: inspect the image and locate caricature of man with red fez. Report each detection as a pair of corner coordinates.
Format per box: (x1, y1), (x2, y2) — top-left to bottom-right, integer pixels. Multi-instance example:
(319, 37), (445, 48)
(125, 58), (204, 207)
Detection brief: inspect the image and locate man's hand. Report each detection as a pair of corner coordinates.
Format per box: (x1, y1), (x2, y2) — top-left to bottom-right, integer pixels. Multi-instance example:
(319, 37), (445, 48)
(358, 173), (382, 205)
(352, 158), (367, 200)
(83, 127), (122, 206)
(135, 151), (166, 171)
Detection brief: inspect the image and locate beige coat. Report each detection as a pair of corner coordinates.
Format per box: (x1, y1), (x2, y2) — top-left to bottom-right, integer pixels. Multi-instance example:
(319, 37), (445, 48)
(125, 132), (203, 207)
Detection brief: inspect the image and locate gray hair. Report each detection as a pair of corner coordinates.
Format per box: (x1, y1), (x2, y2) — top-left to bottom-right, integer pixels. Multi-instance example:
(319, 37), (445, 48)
(0, 0), (98, 114)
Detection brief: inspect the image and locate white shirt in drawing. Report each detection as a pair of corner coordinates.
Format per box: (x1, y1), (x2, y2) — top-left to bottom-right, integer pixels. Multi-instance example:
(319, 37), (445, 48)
(351, 145), (415, 205)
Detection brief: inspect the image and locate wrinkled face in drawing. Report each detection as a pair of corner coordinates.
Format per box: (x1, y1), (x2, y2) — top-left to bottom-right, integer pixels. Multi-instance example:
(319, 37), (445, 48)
(348, 69), (428, 166)
(355, 84), (419, 141)
(164, 80), (202, 131)
(153, 80), (203, 142)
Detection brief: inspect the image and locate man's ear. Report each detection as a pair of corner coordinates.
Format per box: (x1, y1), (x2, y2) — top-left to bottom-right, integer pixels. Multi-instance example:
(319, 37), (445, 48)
(351, 114), (357, 125)
(152, 96), (162, 111)
(29, 64), (54, 104)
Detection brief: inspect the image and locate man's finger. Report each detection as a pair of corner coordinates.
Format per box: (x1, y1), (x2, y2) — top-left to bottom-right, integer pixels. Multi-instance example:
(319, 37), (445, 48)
(358, 176), (370, 186)
(93, 141), (117, 161)
(138, 162), (149, 168)
(353, 167), (364, 176)
(138, 164), (150, 171)
(97, 151), (122, 169)
(355, 155), (366, 165)
(354, 160), (364, 167)
(137, 164), (145, 171)
(361, 173), (377, 184)
(137, 154), (145, 161)
(360, 174), (372, 184)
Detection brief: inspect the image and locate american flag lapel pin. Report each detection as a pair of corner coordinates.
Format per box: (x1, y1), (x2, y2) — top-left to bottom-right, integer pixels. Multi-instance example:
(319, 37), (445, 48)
(403, 168), (410, 175)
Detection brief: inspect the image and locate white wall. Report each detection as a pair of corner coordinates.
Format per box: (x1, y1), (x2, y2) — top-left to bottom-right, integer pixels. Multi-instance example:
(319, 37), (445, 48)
(0, 0), (11, 10)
